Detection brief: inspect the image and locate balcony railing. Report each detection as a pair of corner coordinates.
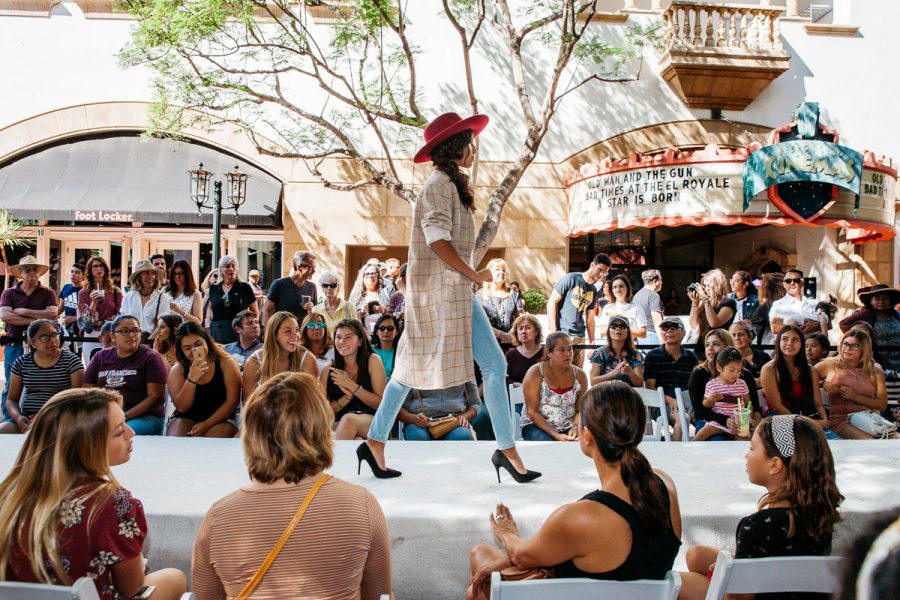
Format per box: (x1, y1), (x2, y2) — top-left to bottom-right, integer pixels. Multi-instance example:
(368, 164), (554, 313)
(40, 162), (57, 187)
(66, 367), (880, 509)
(658, 2), (790, 110)
(662, 2), (785, 53)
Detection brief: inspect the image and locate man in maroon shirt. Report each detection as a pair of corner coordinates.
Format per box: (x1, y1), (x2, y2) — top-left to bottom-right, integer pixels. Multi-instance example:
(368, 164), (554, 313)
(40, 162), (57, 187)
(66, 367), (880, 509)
(0, 256), (58, 421)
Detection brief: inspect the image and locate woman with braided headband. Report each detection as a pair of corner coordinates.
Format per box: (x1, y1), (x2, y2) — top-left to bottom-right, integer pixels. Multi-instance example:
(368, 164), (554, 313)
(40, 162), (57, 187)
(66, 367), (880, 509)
(466, 382), (682, 600)
(679, 415), (844, 600)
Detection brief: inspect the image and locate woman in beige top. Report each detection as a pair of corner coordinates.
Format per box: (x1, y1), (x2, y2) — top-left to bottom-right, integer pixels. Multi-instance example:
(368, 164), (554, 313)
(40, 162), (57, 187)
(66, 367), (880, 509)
(192, 372), (392, 599)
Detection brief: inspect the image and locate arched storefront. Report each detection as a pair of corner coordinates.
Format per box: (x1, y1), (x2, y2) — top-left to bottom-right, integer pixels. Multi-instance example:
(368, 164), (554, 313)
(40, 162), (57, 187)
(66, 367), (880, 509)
(0, 103), (287, 288)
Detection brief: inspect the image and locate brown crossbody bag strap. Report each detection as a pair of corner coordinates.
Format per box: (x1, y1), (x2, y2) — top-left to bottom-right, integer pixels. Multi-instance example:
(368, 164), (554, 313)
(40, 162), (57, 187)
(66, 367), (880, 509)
(235, 474), (331, 600)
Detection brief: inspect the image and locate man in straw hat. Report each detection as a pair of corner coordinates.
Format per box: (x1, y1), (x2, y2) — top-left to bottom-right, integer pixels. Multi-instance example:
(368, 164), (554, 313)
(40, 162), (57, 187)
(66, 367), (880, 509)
(0, 256), (58, 421)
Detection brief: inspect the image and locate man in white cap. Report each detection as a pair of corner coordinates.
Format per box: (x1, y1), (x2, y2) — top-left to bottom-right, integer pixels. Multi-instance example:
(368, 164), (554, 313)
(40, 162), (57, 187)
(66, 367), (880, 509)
(0, 256), (58, 421)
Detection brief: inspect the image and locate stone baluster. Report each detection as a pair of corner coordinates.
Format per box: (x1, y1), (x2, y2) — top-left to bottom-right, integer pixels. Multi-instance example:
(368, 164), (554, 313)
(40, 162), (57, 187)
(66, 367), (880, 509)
(786, 0), (799, 18)
(681, 7), (690, 47)
(728, 8), (737, 47)
(651, 0), (662, 10)
(772, 12), (783, 52)
(749, 10), (760, 50)
(624, 0), (637, 9)
(704, 8), (715, 47)
(690, 6), (701, 46)
(739, 10), (749, 49)
(763, 13), (773, 50)
(717, 7), (727, 48)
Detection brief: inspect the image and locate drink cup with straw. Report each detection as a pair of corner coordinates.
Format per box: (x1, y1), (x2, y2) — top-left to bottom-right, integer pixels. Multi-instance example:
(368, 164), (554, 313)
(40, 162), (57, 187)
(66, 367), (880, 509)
(735, 397), (751, 438)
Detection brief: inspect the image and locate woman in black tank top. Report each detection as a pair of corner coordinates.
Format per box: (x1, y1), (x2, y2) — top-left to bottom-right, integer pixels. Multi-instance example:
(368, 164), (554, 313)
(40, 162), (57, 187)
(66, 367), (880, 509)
(467, 382), (682, 599)
(167, 321), (242, 437)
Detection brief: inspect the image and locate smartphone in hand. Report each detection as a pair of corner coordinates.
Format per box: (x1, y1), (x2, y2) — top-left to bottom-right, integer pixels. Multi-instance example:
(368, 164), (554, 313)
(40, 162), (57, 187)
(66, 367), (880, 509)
(191, 346), (207, 365)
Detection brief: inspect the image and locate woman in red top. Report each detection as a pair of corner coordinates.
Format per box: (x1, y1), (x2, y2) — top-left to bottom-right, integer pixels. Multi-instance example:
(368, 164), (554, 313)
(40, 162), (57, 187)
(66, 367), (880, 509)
(0, 388), (186, 599)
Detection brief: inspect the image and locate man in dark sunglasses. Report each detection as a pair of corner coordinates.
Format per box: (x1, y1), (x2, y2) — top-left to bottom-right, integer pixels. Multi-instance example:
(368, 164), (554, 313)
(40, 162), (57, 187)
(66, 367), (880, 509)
(769, 268), (821, 336)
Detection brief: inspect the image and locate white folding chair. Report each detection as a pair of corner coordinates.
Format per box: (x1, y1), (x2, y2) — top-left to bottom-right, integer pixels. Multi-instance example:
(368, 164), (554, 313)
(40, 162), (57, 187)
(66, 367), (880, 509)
(0, 577), (101, 600)
(508, 383), (525, 441)
(704, 550), (842, 600)
(674, 388), (692, 442)
(490, 570), (681, 600)
(634, 386), (672, 441)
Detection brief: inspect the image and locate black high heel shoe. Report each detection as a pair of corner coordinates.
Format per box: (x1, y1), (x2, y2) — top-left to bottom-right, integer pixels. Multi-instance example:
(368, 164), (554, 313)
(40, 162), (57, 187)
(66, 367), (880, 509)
(491, 450), (541, 484)
(356, 442), (402, 479)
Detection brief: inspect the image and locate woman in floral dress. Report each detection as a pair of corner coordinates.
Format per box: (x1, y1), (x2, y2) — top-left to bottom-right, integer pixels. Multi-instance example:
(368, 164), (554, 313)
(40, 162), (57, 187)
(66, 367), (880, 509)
(0, 388), (186, 599)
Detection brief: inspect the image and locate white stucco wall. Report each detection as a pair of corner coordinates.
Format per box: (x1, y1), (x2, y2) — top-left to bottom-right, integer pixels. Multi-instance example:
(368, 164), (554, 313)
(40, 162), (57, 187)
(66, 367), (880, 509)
(0, 0), (896, 165)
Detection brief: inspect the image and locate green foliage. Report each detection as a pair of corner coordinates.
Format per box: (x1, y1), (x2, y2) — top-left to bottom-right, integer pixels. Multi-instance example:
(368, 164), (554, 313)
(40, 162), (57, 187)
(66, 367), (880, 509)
(522, 287), (548, 314)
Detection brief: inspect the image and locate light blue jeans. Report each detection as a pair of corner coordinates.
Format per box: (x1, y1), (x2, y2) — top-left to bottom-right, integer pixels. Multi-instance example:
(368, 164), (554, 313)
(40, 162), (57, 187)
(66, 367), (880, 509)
(368, 296), (515, 449)
(2, 343), (24, 422)
(402, 423), (475, 440)
(127, 414), (164, 436)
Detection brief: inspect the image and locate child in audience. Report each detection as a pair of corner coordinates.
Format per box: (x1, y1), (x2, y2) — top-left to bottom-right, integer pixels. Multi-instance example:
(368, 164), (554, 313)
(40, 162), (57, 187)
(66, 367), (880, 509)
(679, 415), (843, 600)
(0, 388), (186, 600)
(805, 332), (830, 367)
(694, 347), (749, 441)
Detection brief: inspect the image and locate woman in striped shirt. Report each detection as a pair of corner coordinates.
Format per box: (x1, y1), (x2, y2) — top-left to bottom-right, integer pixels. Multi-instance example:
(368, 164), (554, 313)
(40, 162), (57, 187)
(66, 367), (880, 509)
(192, 372), (392, 599)
(0, 319), (83, 434)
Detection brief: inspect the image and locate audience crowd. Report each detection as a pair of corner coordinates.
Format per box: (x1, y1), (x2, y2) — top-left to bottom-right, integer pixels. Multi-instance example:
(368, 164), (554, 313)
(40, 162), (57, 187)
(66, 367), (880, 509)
(0, 250), (898, 599)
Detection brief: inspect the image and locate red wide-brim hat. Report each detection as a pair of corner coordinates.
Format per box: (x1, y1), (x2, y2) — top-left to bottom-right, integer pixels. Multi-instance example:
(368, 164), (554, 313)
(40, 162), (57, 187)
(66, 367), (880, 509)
(413, 112), (489, 164)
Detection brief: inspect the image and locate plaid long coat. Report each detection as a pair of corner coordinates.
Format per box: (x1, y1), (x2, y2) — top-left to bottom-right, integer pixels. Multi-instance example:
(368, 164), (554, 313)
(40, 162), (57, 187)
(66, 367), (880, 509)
(391, 170), (476, 389)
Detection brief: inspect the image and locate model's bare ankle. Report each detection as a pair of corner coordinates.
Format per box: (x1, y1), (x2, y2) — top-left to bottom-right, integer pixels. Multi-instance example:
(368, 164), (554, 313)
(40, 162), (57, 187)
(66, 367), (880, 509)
(366, 439), (386, 468)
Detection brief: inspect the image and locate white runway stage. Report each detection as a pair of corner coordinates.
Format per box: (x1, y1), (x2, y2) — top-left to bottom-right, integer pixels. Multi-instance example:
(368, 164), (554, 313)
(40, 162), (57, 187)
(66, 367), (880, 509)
(1, 438), (898, 599)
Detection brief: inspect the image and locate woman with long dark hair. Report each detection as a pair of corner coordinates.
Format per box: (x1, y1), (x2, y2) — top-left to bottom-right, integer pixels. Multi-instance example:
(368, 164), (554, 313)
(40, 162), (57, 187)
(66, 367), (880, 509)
(760, 324), (827, 426)
(679, 415), (843, 599)
(688, 329), (761, 439)
(319, 319), (386, 440)
(370, 313), (400, 381)
(362, 112), (537, 482)
(167, 321), (241, 437)
(165, 259), (202, 324)
(77, 255), (123, 363)
(151, 313), (184, 368)
(467, 382), (682, 599)
(590, 315), (643, 386)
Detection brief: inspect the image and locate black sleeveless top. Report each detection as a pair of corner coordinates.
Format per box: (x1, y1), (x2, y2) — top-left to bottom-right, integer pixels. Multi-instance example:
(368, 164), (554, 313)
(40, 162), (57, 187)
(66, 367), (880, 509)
(174, 360), (233, 423)
(327, 354), (375, 420)
(553, 475), (681, 581)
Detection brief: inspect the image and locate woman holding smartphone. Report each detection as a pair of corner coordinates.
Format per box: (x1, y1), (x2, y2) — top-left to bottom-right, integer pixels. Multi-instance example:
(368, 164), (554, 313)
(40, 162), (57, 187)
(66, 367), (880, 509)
(166, 321), (241, 437)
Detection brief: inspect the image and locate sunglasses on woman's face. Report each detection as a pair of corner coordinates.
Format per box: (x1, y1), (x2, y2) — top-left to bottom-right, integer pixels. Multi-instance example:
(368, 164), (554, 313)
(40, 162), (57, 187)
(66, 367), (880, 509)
(306, 322), (326, 330)
(609, 323), (628, 330)
(321, 283), (338, 289)
(378, 325), (396, 332)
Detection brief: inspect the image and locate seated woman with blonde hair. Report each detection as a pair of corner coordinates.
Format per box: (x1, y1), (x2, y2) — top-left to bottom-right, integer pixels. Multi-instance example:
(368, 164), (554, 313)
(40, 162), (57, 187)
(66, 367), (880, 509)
(192, 372), (392, 600)
(0, 388), (186, 599)
(468, 381), (682, 599)
(243, 310), (317, 402)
